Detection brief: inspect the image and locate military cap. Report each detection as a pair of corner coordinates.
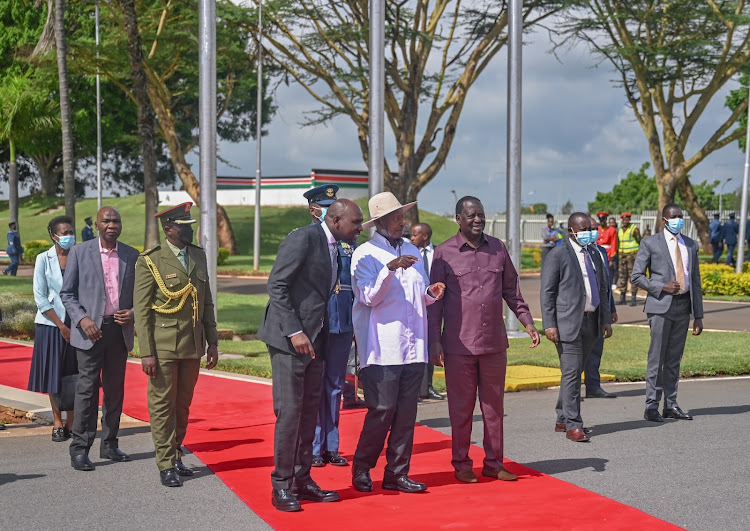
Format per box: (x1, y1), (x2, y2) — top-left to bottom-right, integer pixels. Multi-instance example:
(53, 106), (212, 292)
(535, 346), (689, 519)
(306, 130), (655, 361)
(596, 211), (609, 218)
(620, 212), (632, 219)
(154, 202), (196, 225)
(729, 212), (736, 218)
(84, 216), (93, 223)
(8, 221), (16, 227)
(303, 184), (339, 206)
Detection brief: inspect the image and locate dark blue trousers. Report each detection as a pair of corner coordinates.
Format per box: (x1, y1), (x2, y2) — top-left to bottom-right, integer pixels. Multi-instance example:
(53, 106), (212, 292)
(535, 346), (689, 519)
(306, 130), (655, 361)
(312, 331), (353, 455)
(3, 253), (19, 275)
(711, 242), (723, 263)
(725, 244), (736, 265)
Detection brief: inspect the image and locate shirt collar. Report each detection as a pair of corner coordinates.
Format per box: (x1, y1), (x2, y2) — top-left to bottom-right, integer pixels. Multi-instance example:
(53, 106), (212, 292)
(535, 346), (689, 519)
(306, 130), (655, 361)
(569, 238), (586, 253)
(663, 229), (685, 245)
(454, 230), (487, 250)
(320, 219), (336, 246)
(98, 238), (119, 255)
(372, 231), (402, 253)
(165, 238), (185, 257)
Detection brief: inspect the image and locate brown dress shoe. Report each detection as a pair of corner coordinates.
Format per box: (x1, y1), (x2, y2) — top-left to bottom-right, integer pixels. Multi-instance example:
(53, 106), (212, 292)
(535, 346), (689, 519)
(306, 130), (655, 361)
(454, 469), (478, 483)
(481, 466), (517, 481)
(555, 423), (566, 432)
(566, 428), (590, 442)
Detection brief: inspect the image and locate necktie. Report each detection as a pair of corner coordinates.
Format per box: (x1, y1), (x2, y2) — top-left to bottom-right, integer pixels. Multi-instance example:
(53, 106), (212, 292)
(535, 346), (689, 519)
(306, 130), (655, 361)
(330, 244), (339, 293)
(422, 248), (430, 277)
(583, 249), (600, 308)
(177, 248), (188, 272)
(673, 236), (685, 293)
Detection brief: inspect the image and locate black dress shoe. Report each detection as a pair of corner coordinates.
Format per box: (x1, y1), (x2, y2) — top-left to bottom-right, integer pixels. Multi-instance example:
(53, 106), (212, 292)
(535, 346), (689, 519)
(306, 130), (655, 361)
(382, 475), (427, 493)
(174, 459), (194, 476)
(311, 455), (325, 467)
(663, 406), (693, 420)
(63, 427), (72, 440)
(352, 467), (373, 492)
(71, 455), (95, 471)
(342, 398), (368, 410)
(644, 409), (664, 422)
(100, 448), (131, 462)
(52, 427), (67, 442)
(426, 387), (445, 400)
(272, 489), (301, 512)
(160, 468), (182, 487)
(294, 482), (340, 502)
(586, 388), (617, 399)
(323, 451), (348, 466)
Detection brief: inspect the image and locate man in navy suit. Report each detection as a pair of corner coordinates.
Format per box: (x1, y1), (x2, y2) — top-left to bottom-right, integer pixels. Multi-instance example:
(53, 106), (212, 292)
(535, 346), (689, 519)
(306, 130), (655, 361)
(584, 216), (618, 399)
(61, 207), (140, 471)
(723, 212), (739, 266)
(4, 221), (22, 276)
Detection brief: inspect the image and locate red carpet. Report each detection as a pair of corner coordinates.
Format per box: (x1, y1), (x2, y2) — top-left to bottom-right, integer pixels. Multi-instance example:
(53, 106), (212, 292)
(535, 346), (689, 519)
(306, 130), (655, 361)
(0, 341), (680, 530)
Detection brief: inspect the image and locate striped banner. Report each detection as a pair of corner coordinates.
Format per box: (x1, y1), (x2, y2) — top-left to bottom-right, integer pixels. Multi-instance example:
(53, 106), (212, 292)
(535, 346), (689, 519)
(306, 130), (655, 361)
(216, 169), (373, 190)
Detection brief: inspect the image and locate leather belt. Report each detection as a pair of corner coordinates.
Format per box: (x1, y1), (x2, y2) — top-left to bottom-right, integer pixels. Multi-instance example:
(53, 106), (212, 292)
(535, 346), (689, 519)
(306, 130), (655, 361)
(101, 315), (116, 325)
(583, 310), (598, 318)
(673, 292), (690, 300)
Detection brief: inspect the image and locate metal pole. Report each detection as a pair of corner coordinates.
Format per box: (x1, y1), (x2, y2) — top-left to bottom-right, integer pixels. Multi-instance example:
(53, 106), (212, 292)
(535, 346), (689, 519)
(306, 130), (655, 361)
(368, 0), (384, 200)
(252, 0), (262, 271)
(505, 0), (524, 337)
(736, 88), (750, 273)
(199, 0), (218, 313)
(719, 178), (732, 220)
(96, 2), (102, 212)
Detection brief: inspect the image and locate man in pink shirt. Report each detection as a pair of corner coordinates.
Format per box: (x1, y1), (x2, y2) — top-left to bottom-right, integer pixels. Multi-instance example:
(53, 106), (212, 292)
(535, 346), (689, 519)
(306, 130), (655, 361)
(61, 207), (140, 472)
(428, 196), (539, 484)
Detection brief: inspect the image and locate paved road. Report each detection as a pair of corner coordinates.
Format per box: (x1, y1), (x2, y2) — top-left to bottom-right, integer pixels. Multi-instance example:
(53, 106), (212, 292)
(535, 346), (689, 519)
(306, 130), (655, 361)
(417, 376), (750, 531)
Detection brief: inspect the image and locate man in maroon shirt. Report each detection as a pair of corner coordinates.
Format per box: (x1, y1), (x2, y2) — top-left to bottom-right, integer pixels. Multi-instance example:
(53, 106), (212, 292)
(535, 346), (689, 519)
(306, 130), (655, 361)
(428, 196), (540, 484)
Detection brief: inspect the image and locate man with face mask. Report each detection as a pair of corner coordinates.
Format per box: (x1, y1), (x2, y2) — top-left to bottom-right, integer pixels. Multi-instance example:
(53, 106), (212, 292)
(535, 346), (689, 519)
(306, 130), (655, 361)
(541, 212), (612, 442)
(133, 202), (219, 487)
(631, 203), (703, 422)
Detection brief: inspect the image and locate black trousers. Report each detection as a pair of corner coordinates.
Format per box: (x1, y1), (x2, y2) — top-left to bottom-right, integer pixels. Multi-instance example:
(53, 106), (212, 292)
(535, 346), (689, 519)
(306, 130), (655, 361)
(353, 362), (425, 478)
(555, 314), (598, 430)
(69, 322), (128, 457)
(269, 337), (324, 490)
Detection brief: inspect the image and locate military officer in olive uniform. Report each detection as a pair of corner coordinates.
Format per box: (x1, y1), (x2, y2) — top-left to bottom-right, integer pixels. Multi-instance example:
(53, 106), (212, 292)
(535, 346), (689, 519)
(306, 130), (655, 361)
(302, 185), (358, 467)
(133, 203), (219, 487)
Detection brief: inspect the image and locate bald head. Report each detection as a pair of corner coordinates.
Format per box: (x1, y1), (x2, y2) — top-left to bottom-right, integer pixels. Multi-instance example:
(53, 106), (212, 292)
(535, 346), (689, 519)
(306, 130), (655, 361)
(325, 199), (364, 243)
(96, 206), (122, 247)
(568, 212), (591, 232)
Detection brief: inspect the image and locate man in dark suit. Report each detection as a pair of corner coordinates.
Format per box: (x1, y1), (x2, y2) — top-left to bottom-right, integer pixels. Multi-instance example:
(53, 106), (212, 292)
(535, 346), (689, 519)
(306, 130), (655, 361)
(81, 216), (95, 242)
(541, 212), (612, 442)
(4, 221), (22, 276)
(585, 216), (618, 399)
(723, 212), (739, 266)
(60, 206), (140, 471)
(632, 203), (703, 422)
(257, 198), (363, 512)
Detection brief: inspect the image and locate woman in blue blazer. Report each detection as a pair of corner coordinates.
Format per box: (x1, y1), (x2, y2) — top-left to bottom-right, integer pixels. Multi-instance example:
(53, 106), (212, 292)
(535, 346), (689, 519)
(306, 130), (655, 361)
(27, 216), (78, 442)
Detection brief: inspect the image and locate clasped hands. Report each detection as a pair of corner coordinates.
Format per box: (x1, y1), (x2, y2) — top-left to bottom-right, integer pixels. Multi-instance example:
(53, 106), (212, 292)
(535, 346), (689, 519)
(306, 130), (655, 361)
(79, 310), (134, 342)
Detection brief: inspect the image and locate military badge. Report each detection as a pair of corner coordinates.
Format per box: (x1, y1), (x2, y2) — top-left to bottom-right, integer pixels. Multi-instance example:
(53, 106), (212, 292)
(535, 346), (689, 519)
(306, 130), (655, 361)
(326, 187), (335, 198)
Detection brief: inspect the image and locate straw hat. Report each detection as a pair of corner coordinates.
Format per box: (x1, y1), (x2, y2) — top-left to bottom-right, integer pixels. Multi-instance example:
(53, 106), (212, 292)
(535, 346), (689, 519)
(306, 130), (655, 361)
(362, 192), (417, 230)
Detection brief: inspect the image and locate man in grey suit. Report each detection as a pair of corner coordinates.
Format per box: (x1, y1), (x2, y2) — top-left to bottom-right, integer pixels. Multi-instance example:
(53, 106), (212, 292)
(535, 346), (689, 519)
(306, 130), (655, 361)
(632, 203), (703, 422)
(257, 199), (363, 512)
(61, 207), (139, 471)
(541, 212), (612, 442)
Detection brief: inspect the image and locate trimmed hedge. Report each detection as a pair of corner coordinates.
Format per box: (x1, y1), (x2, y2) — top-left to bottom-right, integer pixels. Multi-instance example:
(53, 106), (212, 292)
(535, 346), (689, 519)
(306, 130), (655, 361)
(21, 239), (51, 265)
(700, 263), (750, 296)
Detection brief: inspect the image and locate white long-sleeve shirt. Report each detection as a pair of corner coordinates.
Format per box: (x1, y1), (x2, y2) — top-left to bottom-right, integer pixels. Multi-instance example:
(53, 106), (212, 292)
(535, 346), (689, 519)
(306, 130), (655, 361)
(351, 232), (436, 368)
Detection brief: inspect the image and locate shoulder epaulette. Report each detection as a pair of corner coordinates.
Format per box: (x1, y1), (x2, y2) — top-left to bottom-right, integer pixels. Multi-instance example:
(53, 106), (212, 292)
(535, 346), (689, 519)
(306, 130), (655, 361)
(141, 245), (161, 256)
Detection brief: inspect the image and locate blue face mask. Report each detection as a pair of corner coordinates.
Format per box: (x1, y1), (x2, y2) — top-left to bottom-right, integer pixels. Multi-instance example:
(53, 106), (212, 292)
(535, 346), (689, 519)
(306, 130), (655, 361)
(664, 217), (684, 234)
(315, 206), (328, 223)
(572, 230), (595, 246)
(589, 229), (599, 243)
(56, 235), (75, 250)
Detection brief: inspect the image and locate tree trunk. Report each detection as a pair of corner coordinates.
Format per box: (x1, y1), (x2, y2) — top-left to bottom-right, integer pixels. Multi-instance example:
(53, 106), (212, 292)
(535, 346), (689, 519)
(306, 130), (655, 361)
(677, 177), (712, 253)
(120, 0), (160, 249)
(145, 73), (238, 254)
(54, 0), (75, 225)
(8, 139), (18, 228)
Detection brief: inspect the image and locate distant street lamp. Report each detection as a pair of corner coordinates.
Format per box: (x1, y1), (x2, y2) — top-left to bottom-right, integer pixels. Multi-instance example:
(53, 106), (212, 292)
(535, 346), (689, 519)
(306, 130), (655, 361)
(451, 189), (458, 205)
(719, 177), (733, 219)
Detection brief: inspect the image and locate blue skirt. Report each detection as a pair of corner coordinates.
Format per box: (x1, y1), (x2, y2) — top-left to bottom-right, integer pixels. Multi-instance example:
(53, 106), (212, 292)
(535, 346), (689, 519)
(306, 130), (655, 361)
(27, 324), (77, 394)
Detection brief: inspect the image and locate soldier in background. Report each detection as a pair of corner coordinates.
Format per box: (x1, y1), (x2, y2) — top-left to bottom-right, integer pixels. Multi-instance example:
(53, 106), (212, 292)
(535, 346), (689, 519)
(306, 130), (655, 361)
(133, 203), (219, 488)
(616, 212), (641, 306)
(81, 217), (95, 242)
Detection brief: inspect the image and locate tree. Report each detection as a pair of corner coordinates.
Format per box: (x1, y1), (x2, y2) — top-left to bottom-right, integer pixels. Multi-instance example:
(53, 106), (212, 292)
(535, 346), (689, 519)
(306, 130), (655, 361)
(561, 1), (750, 248)
(561, 199), (574, 216)
(119, 0), (160, 249)
(254, 0), (563, 224)
(0, 75), (58, 226)
(587, 163), (658, 214)
(54, 0), (75, 222)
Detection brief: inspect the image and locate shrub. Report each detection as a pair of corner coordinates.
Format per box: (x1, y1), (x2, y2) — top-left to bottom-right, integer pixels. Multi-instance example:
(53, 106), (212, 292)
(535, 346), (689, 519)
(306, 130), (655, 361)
(217, 247), (230, 266)
(699, 264), (750, 296)
(21, 239), (51, 265)
(0, 295), (38, 338)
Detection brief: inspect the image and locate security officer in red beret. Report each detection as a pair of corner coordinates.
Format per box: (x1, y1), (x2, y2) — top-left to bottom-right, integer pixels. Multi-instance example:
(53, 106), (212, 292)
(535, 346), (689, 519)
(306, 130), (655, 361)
(133, 202), (219, 487)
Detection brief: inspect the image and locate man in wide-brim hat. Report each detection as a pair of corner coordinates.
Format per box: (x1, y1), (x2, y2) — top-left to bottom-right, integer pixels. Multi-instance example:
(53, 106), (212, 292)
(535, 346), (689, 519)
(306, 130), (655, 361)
(349, 192), (444, 494)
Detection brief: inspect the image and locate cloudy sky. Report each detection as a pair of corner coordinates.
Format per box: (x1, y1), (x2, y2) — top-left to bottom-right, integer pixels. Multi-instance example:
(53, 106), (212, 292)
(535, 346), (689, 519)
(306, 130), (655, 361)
(192, 23), (748, 217)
